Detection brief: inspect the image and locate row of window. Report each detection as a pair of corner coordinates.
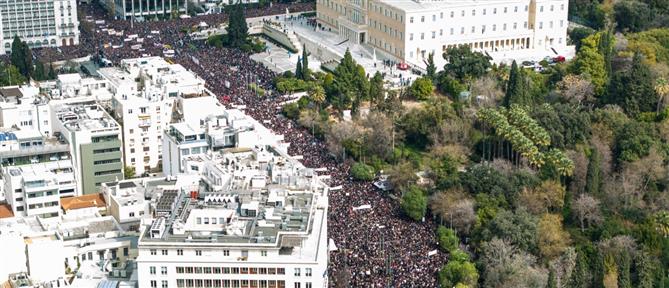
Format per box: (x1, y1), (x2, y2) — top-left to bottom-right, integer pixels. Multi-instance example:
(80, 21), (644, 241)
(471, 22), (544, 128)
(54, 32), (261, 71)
(406, 20), (564, 42)
(94, 169), (122, 176)
(173, 267), (315, 276)
(172, 279), (310, 288)
(93, 147), (120, 154)
(94, 158), (121, 165)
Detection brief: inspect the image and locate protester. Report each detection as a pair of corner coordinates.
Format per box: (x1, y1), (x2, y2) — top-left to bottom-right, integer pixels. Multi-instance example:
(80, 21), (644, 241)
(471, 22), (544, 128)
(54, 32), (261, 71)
(30, 3), (447, 286)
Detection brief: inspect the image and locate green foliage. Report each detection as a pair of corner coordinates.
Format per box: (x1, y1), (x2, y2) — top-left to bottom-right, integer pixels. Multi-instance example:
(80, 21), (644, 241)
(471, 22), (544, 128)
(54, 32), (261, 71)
(332, 49), (369, 116)
(571, 33), (607, 95)
(10, 36), (32, 78)
(437, 74), (466, 97)
(282, 102), (300, 120)
(426, 52), (437, 81)
(626, 28), (669, 63)
(401, 185), (427, 221)
(427, 153), (459, 190)
(302, 45), (310, 80)
(570, 27), (596, 51)
(462, 164), (515, 200)
(547, 269), (557, 288)
(275, 77), (311, 94)
(615, 121), (656, 163)
(295, 58), (303, 79)
(479, 208), (538, 254)
(614, 0), (651, 32)
(438, 249), (478, 288)
(607, 52), (658, 117)
(437, 226), (459, 252)
(585, 146), (602, 195)
(350, 162), (375, 181)
(226, 3), (249, 48)
(123, 166), (135, 179)
(400, 98), (455, 149)
(618, 251), (632, 288)
(248, 83), (265, 97)
(504, 61), (531, 106)
(443, 45), (492, 81)
(409, 77), (434, 100)
(531, 103), (591, 149)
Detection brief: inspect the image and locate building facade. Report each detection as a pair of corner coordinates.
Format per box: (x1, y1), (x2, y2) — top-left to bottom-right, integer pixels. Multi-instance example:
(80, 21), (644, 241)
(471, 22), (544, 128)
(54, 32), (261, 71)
(317, 0), (569, 67)
(0, 0), (80, 55)
(100, 0), (188, 20)
(52, 103), (124, 195)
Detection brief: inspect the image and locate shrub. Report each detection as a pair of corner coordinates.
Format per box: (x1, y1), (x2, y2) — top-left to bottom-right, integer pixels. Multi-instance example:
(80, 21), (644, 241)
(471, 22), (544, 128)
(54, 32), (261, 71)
(350, 162), (375, 181)
(401, 185), (427, 221)
(437, 226), (459, 252)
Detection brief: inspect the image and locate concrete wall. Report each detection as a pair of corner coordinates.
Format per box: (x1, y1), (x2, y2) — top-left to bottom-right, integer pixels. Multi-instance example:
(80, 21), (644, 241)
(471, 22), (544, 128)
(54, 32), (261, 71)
(262, 24), (299, 53)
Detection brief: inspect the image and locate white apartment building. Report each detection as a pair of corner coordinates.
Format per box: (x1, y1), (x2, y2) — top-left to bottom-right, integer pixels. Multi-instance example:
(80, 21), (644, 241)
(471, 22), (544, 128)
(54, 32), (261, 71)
(0, 0), (80, 55)
(0, 86), (52, 137)
(317, 0), (570, 68)
(138, 106), (328, 288)
(137, 151), (329, 288)
(163, 109), (286, 176)
(0, 129), (74, 203)
(0, 211), (138, 285)
(99, 57), (220, 177)
(52, 103), (125, 195)
(101, 179), (148, 225)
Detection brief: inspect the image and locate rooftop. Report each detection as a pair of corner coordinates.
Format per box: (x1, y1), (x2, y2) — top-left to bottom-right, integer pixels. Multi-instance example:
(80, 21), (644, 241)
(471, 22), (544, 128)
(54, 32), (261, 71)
(54, 103), (120, 132)
(141, 145), (327, 247)
(381, 0), (526, 12)
(61, 193), (107, 211)
(0, 203), (14, 219)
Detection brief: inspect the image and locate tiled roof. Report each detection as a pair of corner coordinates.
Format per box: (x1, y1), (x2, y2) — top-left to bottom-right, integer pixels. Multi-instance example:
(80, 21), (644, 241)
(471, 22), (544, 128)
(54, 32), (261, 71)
(61, 193), (107, 211)
(0, 203), (14, 219)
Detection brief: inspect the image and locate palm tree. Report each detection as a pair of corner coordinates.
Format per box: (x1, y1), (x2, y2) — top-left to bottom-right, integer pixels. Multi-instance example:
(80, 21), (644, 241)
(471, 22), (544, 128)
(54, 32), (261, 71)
(655, 77), (669, 113)
(309, 85), (326, 111)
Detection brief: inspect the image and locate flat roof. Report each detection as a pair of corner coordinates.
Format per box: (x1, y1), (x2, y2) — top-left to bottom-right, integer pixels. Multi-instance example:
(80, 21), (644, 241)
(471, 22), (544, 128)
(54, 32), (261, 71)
(381, 0), (525, 12)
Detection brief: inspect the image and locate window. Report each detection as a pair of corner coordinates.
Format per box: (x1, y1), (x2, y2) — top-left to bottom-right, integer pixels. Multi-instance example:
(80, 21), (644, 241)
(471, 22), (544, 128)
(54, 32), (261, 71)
(223, 250), (230, 256)
(294, 268), (301, 276)
(420, 16), (424, 22)
(432, 31), (435, 39)
(471, 26), (475, 33)
(525, 5), (529, 11)
(124, 247), (129, 256)
(409, 33), (413, 41)
(504, 7), (508, 13)
(161, 280), (168, 288)
(513, 23), (517, 29)
(560, 20), (564, 27)
(483, 8), (486, 15)
(450, 11), (454, 17)
(440, 12), (443, 18)
(150, 280), (157, 288)
(493, 8), (497, 14)
(129, 129), (133, 134)
(261, 250), (268, 257)
(161, 266), (167, 275)
(503, 23), (507, 31)
(432, 14), (435, 21)
(150, 249), (157, 255)
(550, 5), (554, 11)
(195, 250), (202, 256)
(150, 266), (156, 275)
(196, 217), (202, 224)
(539, 22), (543, 29)
(460, 27), (464, 34)
(162, 250), (168, 256)
(420, 33), (424, 40)
(294, 284), (301, 288)
(306, 283), (312, 288)
(450, 28), (454, 35)
(177, 249), (183, 256)
(540, 6), (544, 12)
(306, 268), (312, 277)
(471, 9), (475, 16)
(409, 17), (413, 23)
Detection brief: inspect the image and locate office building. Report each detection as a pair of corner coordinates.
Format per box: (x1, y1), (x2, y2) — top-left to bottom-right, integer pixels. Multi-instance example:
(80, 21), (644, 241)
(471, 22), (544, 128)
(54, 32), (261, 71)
(317, 0), (570, 68)
(0, 86), (52, 137)
(52, 103), (124, 195)
(0, 0), (80, 55)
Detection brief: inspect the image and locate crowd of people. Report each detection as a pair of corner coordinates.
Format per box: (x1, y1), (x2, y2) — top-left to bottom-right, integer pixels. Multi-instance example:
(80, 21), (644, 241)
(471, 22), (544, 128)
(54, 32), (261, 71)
(32, 2), (447, 286)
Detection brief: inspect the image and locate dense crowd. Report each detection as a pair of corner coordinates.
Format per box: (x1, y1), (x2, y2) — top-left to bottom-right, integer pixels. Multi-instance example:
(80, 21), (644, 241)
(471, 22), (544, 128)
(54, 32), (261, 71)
(34, 3), (447, 286)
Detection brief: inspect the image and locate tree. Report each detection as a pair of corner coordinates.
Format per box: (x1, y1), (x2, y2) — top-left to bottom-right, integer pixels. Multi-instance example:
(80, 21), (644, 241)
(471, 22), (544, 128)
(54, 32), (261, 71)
(518, 180), (566, 214)
(48, 63), (57, 79)
(426, 52), (437, 81)
(618, 251), (632, 288)
(585, 146), (602, 195)
(480, 238), (548, 288)
(504, 61), (530, 106)
(436, 226), (459, 252)
(350, 162), (375, 181)
(547, 269), (557, 288)
(332, 49), (369, 117)
(361, 111), (394, 160)
(480, 208), (539, 254)
(614, 0), (651, 32)
(443, 45), (492, 81)
(295, 58), (303, 80)
(556, 74), (595, 105)
(569, 251), (591, 288)
(634, 252), (655, 288)
(614, 121), (655, 164)
(33, 60), (45, 81)
(438, 251), (478, 288)
(123, 166), (135, 179)
(409, 77), (434, 100)
(301, 45), (310, 80)
(401, 185), (427, 221)
(226, 3), (248, 48)
(308, 85), (326, 110)
(10, 36), (25, 76)
(537, 214), (571, 260)
(368, 72), (384, 109)
(572, 194), (603, 231)
(571, 34), (607, 95)
(607, 52), (658, 117)
(431, 191), (476, 234)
